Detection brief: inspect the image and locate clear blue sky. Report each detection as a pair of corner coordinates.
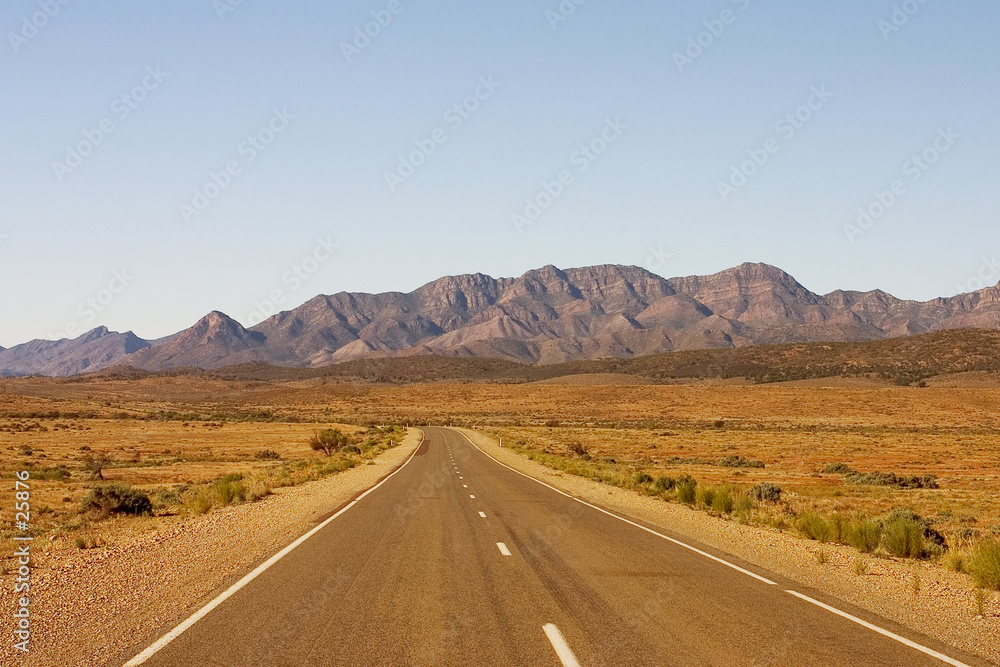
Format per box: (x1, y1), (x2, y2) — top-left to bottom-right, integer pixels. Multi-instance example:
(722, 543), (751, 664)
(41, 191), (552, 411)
(1, 1), (997, 346)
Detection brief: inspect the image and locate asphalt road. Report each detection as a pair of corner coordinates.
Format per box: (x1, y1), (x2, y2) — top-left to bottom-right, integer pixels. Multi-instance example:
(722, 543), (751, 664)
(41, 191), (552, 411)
(117, 427), (987, 666)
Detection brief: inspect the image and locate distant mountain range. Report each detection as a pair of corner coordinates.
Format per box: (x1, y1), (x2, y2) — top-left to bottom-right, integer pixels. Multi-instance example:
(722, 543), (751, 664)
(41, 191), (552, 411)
(3, 262), (1000, 377)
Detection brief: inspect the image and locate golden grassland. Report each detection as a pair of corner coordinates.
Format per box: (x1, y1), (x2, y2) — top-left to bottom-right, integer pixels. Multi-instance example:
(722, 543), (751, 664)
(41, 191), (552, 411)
(1, 376), (998, 583)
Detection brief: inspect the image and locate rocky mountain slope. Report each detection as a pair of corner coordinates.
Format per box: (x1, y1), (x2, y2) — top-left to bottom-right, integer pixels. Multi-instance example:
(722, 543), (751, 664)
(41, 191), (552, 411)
(3, 262), (999, 376)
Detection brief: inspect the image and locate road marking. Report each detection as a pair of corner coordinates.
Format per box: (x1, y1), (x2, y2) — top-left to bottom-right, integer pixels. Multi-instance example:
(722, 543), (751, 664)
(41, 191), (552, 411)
(497, 542), (512, 556)
(457, 431), (775, 585)
(542, 624), (581, 667)
(470, 494), (476, 498)
(123, 432), (427, 666)
(456, 430), (972, 667)
(463, 484), (468, 488)
(784, 590), (970, 666)
(479, 511), (487, 518)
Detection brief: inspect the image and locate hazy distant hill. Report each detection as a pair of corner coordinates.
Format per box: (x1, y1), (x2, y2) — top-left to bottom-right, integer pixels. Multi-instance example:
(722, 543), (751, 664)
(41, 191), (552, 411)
(3, 262), (1000, 376)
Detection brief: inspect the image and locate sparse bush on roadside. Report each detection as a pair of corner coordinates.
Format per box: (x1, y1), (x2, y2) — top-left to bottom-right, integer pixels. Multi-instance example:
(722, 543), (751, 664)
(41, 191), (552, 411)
(634, 471), (654, 486)
(80, 484), (152, 517)
(185, 489), (213, 515)
(969, 540), (1000, 590)
(881, 509), (946, 559)
(80, 452), (113, 480)
(710, 487), (735, 514)
(846, 517), (882, 553)
(215, 473), (246, 505)
(845, 470), (938, 489)
(822, 462), (854, 475)
(254, 449), (281, 460)
(309, 428), (350, 456)
(567, 441), (590, 459)
(828, 512), (849, 545)
(749, 482), (782, 503)
(696, 486), (716, 510)
(944, 550), (967, 573)
(654, 475), (676, 492)
(797, 513), (831, 542)
(676, 476), (697, 505)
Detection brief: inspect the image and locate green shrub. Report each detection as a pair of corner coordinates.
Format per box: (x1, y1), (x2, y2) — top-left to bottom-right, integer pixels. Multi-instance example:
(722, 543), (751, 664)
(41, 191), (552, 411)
(797, 513), (831, 542)
(846, 518), (882, 553)
(185, 489), (213, 515)
(969, 540), (1000, 590)
(654, 475), (675, 492)
(309, 428), (350, 456)
(828, 512), (850, 544)
(881, 509), (946, 558)
(634, 471), (654, 485)
(822, 462), (853, 474)
(696, 486), (716, 509)
(676, 476), (697, 504)
(749, 482), (781, 503)
(254, 449), (280, 460)
(735, 494), (755, 515)
(883, 517), (925, 558)
(215, 474), (246, 505)
(80, 484), (152, 517)
(718, 455), (764, 469)
(711, 487), (735, 514)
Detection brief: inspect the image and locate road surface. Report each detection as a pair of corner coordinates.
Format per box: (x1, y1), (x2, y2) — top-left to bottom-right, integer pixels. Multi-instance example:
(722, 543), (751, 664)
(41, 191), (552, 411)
(117, 427), (986, 666)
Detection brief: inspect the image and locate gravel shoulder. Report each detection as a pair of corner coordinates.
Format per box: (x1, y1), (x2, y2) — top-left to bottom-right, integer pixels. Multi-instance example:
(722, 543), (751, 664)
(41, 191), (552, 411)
(457, 428), (999, 666)
(1, 429), (422, 667)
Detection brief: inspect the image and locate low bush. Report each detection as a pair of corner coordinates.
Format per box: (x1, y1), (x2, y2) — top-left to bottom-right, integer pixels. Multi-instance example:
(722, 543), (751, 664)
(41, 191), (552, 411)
(634, 471), (654, 486)
(845, 471), (937, 489)
(797, 513), (831, 542)
(676, 476), (697, 504)
(718, 455), (765, 469)
(696, 486), (716, 510)
(81, 484), (152, 517)
(970, 540), (1000, 590)
(822, 462), (854, 475)
(254, 449), (280, 460)
(654, 475), (676, 492)
(883, 516), (925, 558)
(749, 482), (782, 503)
(846, 518), (882, 553)
(215, 474), (246, 505)
(711, 487), (735, 514)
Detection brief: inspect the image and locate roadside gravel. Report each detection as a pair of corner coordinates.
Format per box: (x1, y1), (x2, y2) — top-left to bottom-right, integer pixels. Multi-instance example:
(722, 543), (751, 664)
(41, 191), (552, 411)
(457, 428), (999, 666)
(0, 429), (422, 667)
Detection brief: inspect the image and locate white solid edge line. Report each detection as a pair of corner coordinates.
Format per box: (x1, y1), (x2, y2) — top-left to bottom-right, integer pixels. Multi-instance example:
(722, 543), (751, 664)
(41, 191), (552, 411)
(497, 542), (512, 556)
(456, 431), (776, 585)
(784, 590), (970, 666)
(123, 431), (426, 666)
(455, 429), (970, 667)
(542, 623), (581, 667)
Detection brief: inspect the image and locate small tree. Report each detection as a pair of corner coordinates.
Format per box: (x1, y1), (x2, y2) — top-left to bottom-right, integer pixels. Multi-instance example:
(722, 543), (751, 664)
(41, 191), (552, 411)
(309, 428), (350, 456)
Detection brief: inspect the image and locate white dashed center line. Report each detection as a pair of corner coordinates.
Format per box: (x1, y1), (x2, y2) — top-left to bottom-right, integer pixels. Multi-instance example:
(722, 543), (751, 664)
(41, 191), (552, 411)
(496, 542), (511, 556)
(542, 624), (581, 667)
(479, 511), (487, 518)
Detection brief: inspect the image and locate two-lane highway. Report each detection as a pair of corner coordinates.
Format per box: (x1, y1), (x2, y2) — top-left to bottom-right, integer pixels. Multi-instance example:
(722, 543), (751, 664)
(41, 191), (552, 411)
(118, 427), (985, 666)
